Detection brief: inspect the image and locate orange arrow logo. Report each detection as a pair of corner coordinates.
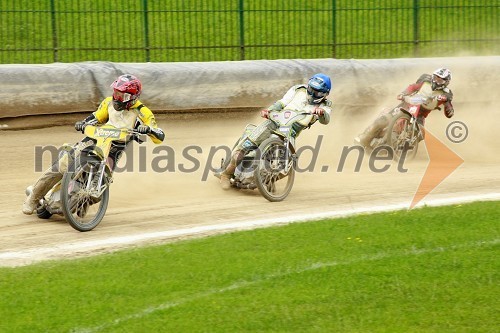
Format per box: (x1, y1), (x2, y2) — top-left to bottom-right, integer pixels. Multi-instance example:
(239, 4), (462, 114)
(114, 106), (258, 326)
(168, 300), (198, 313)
(410, 129), (464, 209)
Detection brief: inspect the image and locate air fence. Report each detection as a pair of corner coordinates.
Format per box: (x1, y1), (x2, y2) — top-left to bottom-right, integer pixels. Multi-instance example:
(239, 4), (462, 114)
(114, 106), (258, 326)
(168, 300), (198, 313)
(1, 56), (498, 118)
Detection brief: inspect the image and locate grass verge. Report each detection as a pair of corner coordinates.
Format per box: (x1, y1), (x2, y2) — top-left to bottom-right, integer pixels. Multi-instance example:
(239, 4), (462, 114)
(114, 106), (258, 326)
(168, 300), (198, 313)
(0, 201), (498, 332)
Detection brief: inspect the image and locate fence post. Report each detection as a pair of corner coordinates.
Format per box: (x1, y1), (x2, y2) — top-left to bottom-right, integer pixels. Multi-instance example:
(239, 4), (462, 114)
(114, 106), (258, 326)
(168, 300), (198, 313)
(413, 0), (420, 57)
(331, 0), (337, 58)
(238, 0), (245, 60)
(143, 0), (151, 62)
(50, 0), (58, 62)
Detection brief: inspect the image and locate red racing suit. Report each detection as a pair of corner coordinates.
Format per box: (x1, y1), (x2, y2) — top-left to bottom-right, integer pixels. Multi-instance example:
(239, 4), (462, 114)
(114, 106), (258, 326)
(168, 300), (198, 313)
(399, 73), (454, 119)
(356, 73), (454, 148)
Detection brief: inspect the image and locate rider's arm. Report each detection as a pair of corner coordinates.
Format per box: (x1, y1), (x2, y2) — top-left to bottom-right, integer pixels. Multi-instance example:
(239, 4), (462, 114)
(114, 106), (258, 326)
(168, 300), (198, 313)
(268, 85), (302, 111)
(439, 87), (453, 103)
(399, 74), (429, 97)
(81, 113), (99, 126)
(400, 82), (423, 96)
(75, 113), (99, 132)
(135, 104), (165, 144)
(268, 101), (284, 112)
(74, 98), (109, 131)
(439, 88), (454, 118)
(317, 100), (332, 125)
(443, 101), (454, 118)
(92, 97), (112, 123)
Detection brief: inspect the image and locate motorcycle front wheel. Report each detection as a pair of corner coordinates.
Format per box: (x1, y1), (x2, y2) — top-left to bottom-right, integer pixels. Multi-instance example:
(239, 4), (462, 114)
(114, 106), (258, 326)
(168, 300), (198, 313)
(254, 137), (295, 202)
(61, 157), (110, 232)
(385, 113), (419, 162)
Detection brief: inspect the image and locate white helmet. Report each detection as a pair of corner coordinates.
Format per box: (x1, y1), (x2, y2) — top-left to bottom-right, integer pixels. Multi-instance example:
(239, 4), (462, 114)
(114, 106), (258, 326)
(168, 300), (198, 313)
(432, 68), (452, 90)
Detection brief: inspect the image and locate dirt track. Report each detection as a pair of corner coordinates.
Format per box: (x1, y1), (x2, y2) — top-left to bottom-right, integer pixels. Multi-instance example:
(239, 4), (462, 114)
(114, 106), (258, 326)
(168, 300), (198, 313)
(0, 100), (499, 267)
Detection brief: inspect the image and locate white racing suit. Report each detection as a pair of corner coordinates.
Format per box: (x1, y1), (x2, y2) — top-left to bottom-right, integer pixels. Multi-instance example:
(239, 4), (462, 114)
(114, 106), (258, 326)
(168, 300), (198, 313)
(221, 85), (332, 183)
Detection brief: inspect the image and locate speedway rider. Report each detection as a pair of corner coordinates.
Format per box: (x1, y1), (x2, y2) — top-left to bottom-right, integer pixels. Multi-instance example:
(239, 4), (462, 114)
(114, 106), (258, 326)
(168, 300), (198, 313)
(355, 68), (454, 149)
(22, 74), (165, 215)
(219, 73), (333, 190)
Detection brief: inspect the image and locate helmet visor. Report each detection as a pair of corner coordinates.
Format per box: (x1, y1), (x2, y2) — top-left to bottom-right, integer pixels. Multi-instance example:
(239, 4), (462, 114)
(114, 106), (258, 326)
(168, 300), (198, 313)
(307, 86), (328, 100)
(113, 90), (133, 102)
(433, 75), (447, 86)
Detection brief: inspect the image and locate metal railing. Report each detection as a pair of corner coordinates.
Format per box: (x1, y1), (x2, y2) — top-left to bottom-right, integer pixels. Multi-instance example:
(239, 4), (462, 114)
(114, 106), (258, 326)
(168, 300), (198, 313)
(1, 0), (498, 64)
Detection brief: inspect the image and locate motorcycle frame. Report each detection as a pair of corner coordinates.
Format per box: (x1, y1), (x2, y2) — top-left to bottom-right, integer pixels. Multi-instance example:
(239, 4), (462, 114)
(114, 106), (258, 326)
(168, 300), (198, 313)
(76, 125), (138, 196)
(398, 106), (423, 147)
(267, 110), (314, 174)
(268, 131), (295, 174)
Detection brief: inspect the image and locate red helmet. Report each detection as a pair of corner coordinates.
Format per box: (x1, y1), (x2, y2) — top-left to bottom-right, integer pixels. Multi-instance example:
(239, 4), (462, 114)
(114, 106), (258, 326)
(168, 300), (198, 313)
(110, 74), (142, 111)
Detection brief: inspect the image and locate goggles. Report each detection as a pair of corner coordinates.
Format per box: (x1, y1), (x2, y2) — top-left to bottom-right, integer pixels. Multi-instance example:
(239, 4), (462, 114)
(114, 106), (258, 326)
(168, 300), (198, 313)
(307, 86), (328, 99)
(433, 75), (447, 85)
(113, 90), (133, 102)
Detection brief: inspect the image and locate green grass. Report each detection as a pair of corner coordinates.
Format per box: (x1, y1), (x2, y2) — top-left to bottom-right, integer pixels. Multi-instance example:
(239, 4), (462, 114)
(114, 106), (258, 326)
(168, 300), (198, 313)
(0, 201), (499, 332)
(0, 0), (499, 63)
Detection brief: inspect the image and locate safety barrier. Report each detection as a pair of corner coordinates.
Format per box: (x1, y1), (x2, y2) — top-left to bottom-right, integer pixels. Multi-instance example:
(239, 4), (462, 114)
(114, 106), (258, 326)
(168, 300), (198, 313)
(1, 56), (498, 118)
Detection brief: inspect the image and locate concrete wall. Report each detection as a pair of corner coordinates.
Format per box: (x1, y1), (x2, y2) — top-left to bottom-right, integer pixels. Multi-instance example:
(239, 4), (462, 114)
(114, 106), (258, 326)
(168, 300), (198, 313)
(0, 57), (498, 118)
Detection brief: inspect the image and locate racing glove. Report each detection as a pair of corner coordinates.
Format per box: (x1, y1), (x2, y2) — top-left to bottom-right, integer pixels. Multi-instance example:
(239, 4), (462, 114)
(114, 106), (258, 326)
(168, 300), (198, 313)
(312, 107), (325, 116)
(75, 121), (87, 132)
(137, 125), (151, 134)
(444, 107), (454, 118)
(260, 109), (270, 119)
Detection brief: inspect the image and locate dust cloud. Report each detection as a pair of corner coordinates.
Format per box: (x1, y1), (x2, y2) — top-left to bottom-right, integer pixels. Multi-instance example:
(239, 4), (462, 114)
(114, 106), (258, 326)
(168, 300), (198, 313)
(0, 58), (499, 266)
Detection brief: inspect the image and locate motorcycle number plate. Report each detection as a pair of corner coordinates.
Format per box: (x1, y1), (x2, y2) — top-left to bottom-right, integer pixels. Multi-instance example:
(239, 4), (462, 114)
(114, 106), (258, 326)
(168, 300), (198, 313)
(94, 128), (121, 138)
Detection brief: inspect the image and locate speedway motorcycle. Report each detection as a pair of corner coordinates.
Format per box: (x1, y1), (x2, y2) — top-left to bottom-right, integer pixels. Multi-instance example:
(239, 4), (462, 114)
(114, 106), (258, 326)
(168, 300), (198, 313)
(25, 124), (143, 232)
(215, 110), (318, 202)
(385, 94), (437, 160)
(361, 94), (438, 161)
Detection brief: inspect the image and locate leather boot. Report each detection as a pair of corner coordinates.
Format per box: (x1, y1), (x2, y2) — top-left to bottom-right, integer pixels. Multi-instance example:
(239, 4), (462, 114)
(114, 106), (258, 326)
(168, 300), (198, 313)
(22, 168), (62, 215)
(220, 163), (236, 190)
(220, 149), (245, 190)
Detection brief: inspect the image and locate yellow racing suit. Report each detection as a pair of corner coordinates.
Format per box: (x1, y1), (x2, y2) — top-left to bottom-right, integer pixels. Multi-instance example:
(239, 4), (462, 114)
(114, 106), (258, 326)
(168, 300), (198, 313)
(90, 97), (164, 144)
(22, 97), (164, 214)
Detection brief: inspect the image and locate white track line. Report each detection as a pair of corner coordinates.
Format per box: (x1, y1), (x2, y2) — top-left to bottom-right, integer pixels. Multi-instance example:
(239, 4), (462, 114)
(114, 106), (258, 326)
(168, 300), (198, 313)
(1, 192), (499, 266)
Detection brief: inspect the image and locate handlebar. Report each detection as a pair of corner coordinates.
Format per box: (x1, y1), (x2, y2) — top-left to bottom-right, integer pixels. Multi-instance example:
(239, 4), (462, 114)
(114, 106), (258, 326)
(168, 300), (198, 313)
(79, 124), (141, 134)
(268, 110), (319, 116)
(267, 110), (318, 124)
(80, 124), (148, 141)
(403, 95), (433, 105)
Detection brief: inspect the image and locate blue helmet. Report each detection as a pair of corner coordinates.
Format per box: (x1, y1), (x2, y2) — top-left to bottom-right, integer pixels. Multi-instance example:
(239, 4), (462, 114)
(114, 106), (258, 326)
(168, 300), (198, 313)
(307, 73), (331, 104)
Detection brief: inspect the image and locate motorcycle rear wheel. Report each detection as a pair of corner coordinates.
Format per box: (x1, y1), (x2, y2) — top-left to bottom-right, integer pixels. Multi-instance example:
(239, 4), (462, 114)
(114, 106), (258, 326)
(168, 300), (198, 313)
(254, 137), (295, 202)
(61, 157), (110, 232)
(386, 113), (419, 161)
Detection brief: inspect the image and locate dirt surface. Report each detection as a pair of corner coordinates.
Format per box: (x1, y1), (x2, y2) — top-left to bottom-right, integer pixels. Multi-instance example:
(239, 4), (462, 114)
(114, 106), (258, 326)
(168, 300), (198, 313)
(0, 101), (499, 267)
